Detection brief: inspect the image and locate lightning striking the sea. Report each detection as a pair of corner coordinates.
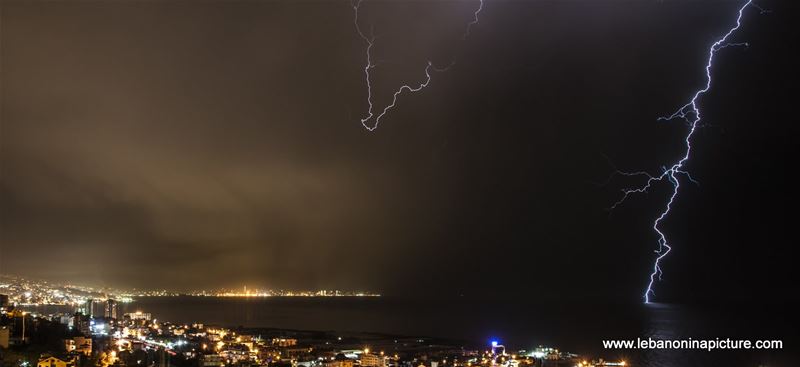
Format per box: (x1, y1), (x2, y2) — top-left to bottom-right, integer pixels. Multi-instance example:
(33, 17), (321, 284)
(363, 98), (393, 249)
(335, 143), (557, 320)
(352, 0), (763, 302)
(610, 0), (763, 303)
(352, 0), (484, 131)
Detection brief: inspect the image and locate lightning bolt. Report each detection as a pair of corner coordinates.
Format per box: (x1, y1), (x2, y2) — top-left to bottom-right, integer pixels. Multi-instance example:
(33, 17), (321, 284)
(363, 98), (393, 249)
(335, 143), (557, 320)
(610, 0), (764, 303)
(463, 0), (485, 40)
(352, 0), (484, 131)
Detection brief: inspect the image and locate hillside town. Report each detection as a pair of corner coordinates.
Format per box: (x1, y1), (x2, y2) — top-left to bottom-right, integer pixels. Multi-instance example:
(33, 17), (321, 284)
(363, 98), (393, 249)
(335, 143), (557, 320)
(0, 296), (625, 367)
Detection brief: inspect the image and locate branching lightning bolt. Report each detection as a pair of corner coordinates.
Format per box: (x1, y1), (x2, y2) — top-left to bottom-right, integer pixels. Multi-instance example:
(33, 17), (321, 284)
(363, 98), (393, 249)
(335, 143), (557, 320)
(353, 0), (484, 131)
(610, 0), (763, 304)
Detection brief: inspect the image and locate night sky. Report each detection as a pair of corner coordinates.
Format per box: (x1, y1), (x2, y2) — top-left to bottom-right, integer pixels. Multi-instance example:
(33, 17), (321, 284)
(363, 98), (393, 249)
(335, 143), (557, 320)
(1, 0), (797, 303)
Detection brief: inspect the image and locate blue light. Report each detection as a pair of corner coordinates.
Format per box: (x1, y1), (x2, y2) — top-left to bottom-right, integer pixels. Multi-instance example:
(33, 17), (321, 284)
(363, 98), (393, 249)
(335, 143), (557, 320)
(491, 341), (499, 347)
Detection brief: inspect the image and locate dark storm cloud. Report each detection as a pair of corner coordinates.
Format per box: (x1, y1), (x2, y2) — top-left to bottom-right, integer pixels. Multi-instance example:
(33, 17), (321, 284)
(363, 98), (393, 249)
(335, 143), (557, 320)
(0, 0), (469, 291)
(1, 0), (797, 301)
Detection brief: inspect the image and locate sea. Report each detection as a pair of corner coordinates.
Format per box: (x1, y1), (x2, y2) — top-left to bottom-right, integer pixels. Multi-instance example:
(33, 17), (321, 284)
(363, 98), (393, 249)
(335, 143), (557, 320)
(25, 297), (798, 367)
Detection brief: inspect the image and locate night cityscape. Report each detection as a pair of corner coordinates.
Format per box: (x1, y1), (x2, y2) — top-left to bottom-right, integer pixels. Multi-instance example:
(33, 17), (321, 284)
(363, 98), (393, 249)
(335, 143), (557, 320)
(1, 0), (797, 366)
(1, 275), (625, 367)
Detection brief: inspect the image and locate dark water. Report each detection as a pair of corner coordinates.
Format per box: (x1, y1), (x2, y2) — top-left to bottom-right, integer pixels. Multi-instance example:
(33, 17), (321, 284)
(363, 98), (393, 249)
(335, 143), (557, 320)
(30, 297), (798, 367)
(125, 297), (798, 367)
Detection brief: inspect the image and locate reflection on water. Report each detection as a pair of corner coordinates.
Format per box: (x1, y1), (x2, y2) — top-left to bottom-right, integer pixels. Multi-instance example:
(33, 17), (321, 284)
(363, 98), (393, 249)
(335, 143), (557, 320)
(636, 302), (797, 367)
(640, 303), (682, 367)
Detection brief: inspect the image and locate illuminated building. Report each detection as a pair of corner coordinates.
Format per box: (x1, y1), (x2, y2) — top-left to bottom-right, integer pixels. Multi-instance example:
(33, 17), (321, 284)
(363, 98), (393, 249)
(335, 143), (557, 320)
(325, 354), (355, 367)
(124, 311), (151, 321)
(37, 356), (75, 367)
(105, 299), (118, 319)
(272, 337), (298, 347)
(201, 354), (225, 367)
(491, 341), (505, 356)
(73, 313), (91, 336)
(65, 336), (92, 356)
(83, 299), (94, 318)
(361, 352), (387, 367)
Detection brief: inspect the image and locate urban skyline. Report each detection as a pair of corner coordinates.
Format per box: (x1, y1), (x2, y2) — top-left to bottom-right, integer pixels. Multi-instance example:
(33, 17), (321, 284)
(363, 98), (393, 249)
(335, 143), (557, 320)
(0, 275), (379, 308)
